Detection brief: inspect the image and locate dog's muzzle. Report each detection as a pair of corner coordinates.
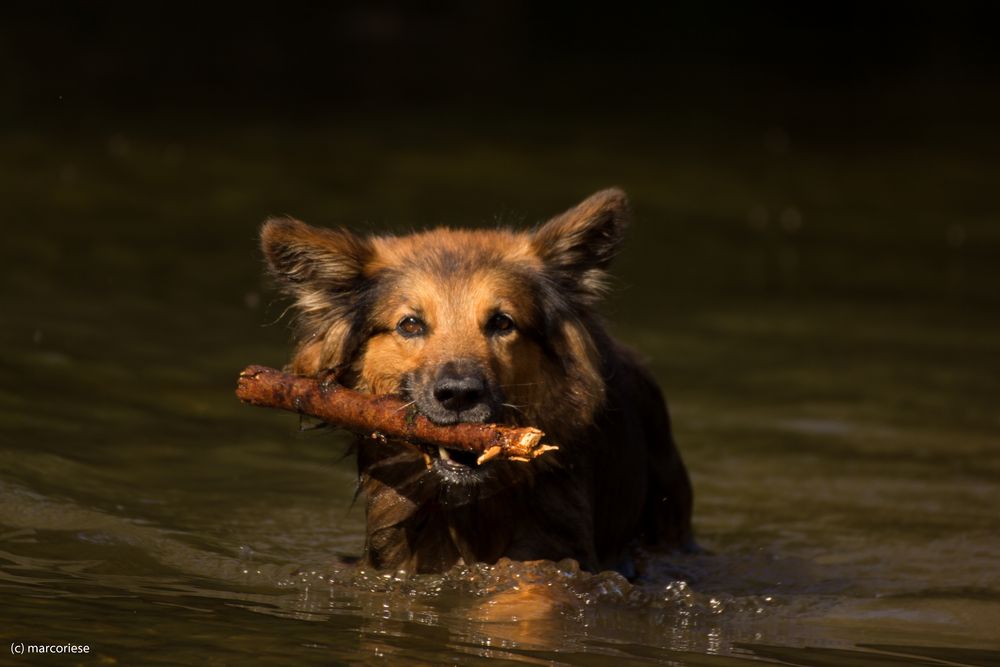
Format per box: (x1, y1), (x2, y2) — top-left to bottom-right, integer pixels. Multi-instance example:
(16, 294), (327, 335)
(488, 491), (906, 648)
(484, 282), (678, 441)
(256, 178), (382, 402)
(413, 360), (500, 427)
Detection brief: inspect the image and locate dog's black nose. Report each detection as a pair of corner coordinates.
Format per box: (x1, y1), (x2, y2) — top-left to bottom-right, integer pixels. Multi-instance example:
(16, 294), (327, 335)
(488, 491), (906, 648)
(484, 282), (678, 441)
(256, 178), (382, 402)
(433, 373), (486, 413)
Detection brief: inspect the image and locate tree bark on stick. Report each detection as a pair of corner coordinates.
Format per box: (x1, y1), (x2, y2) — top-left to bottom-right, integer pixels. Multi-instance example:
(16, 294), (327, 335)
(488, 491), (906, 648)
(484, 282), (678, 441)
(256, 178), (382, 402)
(236, 365), (557, 465)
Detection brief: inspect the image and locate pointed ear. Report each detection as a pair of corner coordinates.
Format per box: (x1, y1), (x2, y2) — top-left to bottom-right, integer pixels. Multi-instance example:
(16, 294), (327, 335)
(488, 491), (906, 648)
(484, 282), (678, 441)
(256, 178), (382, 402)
(260, 217), (372, 292)
(260, 217), (374, 368)
(530, 188), (630, 304)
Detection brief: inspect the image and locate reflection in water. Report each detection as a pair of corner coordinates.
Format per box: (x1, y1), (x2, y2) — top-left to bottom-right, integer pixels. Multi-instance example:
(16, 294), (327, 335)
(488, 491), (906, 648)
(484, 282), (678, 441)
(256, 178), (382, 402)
(267, 557), (787, 662)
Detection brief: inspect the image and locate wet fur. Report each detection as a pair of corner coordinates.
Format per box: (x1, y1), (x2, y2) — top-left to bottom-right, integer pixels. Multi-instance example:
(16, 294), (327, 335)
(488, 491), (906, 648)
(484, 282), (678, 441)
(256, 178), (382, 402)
(261, 189), (693, 575)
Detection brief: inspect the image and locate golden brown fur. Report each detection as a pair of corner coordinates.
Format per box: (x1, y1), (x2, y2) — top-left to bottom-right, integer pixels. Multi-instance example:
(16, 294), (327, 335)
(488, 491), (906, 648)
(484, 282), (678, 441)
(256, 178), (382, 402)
(261, 189), (693, 575)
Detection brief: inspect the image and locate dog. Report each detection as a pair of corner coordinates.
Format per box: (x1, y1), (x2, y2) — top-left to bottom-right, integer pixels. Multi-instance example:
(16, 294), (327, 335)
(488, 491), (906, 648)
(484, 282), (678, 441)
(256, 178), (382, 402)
(260, 188), (693, 576)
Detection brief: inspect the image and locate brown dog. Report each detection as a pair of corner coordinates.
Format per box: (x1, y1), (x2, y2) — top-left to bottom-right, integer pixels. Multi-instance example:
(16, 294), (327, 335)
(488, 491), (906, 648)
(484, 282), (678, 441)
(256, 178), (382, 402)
(260, 189), (693, 576)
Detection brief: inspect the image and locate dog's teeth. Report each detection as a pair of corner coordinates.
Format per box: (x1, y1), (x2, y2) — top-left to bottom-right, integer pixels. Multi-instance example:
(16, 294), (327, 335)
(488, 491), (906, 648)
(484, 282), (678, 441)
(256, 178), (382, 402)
(438, 446), (451, 461)
(477, 445), (502, 465)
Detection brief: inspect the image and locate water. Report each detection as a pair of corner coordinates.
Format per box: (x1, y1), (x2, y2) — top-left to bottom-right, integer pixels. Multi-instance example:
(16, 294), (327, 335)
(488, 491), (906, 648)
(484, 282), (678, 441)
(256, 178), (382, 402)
(2, 115), (998, 665)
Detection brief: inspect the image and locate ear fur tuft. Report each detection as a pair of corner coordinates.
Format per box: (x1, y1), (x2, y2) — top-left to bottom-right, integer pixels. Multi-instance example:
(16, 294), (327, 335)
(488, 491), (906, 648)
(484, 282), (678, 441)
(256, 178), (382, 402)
(531, 188), (630, 304)
(261, 216), (372, 288)
(259, 217), (374, 374)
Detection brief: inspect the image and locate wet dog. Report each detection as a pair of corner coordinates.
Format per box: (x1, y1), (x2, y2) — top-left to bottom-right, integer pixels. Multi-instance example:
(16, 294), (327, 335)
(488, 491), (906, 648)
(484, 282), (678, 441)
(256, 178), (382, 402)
(261, 189), (693, 575)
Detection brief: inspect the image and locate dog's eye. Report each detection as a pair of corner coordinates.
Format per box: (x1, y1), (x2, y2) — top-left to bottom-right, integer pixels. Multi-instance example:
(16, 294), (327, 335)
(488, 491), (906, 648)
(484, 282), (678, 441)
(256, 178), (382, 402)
(396, 316), (426, 338)
(486, 313), (516, 336)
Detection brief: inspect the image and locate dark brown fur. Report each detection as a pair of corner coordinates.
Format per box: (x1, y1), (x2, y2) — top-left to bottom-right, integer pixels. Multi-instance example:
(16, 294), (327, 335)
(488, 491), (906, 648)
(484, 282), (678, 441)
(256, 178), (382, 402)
(260, 189), (693, 575)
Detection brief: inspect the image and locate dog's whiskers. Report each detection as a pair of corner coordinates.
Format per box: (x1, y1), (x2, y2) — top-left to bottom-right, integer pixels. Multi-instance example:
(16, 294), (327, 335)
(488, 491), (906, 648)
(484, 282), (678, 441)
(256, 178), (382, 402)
(393, 400), (416, 413)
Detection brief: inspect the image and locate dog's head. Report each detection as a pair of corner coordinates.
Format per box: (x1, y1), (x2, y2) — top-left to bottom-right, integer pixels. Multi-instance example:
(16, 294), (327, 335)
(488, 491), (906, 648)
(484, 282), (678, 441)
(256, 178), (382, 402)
(261, 189), (628, 475)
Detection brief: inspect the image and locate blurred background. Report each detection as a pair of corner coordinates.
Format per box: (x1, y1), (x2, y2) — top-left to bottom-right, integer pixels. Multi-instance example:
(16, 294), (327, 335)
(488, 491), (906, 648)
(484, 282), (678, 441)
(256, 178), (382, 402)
(1, 2), (999, 665)
(5, 2), (1000, 121)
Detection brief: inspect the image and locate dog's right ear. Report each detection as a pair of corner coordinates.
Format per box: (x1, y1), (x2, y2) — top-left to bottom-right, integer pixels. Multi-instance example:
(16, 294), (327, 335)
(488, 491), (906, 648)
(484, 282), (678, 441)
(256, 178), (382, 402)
(261, 217), (372, 295)
(260, 218), (374, 372)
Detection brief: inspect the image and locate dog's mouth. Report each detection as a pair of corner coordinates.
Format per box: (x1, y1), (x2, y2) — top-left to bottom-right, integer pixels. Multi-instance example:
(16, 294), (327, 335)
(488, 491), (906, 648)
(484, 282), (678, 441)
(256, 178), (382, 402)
(431, 445), (480, 468)
(416, 442), (487, 485)
(396, 370), (514, 484)
(413, 405), (515, 479)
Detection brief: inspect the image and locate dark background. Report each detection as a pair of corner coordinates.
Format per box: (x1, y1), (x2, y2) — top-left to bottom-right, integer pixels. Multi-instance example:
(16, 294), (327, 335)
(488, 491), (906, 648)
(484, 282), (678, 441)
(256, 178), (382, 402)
(4, 1), (999, 131)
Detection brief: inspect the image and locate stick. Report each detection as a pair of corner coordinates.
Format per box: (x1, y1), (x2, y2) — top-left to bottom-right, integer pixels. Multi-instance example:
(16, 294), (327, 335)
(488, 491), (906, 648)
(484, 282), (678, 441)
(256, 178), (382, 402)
(236, 365), (557, 465)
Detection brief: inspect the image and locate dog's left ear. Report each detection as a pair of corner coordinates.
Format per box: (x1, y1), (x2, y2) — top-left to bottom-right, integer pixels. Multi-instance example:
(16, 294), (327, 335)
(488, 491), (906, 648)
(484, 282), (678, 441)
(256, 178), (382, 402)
(531, 188), (630, 304)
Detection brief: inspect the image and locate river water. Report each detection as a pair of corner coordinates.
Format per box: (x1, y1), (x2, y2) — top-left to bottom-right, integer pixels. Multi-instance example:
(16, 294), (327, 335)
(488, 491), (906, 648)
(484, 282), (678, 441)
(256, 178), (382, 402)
(1, 116), (998, 665)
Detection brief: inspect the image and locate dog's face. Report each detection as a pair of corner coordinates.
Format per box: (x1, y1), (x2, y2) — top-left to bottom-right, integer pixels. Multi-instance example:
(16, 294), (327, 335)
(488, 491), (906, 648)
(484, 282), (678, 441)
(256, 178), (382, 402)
(261, 189), (628, 479)
(356, 232), (545, 430)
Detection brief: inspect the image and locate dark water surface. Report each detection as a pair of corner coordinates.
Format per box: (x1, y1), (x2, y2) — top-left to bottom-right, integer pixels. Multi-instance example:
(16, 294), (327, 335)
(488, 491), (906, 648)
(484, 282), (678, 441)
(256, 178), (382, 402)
(2, 117), (998, 665)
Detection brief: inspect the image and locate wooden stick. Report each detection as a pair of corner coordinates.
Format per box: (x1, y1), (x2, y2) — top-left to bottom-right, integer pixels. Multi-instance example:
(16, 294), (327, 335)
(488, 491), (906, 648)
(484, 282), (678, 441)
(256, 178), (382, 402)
(236, 365), (557, 465)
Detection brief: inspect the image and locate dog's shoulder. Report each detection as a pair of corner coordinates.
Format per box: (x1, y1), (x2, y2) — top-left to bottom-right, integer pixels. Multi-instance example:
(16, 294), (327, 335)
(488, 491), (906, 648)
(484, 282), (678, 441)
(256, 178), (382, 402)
(587, 338), (695, 560)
